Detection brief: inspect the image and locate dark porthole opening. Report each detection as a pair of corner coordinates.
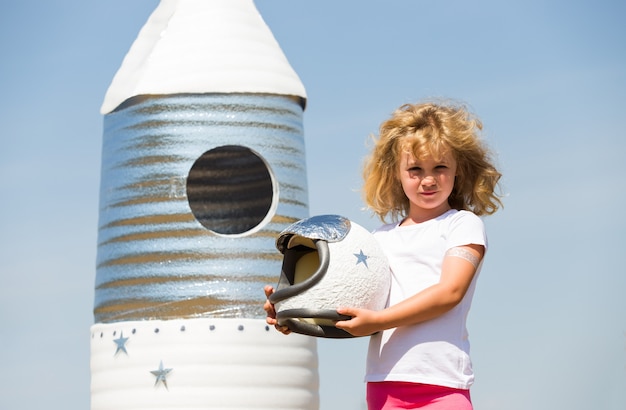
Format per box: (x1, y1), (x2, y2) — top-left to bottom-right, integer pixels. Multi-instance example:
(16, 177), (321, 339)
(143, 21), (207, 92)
(187, 145), (275, 235)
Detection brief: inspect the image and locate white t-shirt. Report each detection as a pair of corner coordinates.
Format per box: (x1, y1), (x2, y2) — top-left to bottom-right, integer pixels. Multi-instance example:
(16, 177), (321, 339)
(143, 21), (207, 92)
(365, 209), (487, 389)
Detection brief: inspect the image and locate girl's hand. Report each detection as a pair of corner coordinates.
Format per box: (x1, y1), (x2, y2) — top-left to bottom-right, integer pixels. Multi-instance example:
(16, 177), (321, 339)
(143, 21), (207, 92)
(263, 285), (291, 335)
(334, 307), (382, 337)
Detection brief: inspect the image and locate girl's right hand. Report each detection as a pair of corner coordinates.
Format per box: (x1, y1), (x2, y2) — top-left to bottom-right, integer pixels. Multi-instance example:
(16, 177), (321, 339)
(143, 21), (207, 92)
(263, 285), (291, 335)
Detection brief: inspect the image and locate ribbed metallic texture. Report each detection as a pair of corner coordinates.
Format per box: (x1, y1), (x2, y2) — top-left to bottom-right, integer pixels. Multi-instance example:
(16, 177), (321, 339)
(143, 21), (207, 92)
(95, 93), (309, 323)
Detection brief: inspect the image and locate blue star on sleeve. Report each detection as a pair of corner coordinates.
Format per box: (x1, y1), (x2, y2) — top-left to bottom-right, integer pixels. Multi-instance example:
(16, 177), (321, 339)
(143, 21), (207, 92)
(113, 331), (129, 356)
(354, 249), (369, 268)
(151, 360), (173, 389)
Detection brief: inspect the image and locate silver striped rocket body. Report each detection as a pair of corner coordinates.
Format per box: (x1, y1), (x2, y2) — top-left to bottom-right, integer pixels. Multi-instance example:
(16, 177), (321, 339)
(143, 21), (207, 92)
(95, 93), (308, 323)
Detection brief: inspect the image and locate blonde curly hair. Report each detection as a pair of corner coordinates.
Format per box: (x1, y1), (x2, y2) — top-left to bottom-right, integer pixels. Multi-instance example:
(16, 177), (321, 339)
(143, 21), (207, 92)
(362, 101), (503, 223)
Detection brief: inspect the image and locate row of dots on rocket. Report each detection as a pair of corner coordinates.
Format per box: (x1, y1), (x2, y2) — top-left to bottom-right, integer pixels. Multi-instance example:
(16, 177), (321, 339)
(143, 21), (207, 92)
(93, 324), (273, 339)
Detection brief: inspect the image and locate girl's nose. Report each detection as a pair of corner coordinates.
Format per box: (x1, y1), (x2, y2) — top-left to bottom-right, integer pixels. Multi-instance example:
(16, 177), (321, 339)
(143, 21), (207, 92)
(422, 176), (436, 186)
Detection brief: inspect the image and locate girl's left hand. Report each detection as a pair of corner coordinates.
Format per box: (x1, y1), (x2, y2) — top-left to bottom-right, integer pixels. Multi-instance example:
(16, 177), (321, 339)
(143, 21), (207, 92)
(334, 307), (381, 337)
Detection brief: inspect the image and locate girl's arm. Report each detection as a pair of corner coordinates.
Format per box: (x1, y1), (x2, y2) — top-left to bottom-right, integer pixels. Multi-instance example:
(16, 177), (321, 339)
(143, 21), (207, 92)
(334, 244), (484, 337)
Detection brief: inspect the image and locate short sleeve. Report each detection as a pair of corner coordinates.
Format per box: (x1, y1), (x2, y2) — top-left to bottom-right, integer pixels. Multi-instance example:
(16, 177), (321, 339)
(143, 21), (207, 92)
(446, 211), (487, 251)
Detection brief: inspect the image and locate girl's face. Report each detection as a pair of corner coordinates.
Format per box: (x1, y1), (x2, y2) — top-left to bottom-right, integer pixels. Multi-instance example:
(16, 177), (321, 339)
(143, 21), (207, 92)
(398, 150), (457, 223)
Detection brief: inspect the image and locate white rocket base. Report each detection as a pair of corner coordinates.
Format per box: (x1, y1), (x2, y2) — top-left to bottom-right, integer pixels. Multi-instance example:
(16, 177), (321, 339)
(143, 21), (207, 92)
(91, 318), (319, 409)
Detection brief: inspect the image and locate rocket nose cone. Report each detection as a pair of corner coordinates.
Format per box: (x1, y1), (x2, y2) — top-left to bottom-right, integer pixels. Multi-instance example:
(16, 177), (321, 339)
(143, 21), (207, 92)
(101, 0), (306, 114)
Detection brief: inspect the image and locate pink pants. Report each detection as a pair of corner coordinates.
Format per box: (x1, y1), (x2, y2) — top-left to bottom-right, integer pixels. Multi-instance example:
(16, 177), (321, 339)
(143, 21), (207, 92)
(366, 382), (472, 410)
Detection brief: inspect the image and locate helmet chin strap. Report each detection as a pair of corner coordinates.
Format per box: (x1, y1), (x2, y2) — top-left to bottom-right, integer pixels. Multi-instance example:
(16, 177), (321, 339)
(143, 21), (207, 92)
(276, 309), (354, 338)
(269, 239), (330, 304)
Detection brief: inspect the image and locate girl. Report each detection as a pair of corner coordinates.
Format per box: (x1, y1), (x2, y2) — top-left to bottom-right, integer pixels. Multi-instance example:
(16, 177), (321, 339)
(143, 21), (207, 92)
(265, 101), (502, 409)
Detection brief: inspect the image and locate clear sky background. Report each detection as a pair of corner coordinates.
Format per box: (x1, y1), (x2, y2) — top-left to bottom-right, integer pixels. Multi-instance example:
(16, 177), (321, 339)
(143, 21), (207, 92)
(1, 1), (624, 409)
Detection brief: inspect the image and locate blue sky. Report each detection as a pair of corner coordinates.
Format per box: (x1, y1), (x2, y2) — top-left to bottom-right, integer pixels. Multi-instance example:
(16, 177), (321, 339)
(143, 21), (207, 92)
(1, 1), (624, 409)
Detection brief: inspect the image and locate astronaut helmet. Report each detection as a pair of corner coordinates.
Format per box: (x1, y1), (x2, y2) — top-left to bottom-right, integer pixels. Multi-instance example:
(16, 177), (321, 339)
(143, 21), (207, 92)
(269, 215), (390, 338)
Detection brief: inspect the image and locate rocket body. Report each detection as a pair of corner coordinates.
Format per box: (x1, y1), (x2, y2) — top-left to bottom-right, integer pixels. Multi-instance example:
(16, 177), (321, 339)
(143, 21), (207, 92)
(91, 1), (319, 408)
(95, 93), (308, 322)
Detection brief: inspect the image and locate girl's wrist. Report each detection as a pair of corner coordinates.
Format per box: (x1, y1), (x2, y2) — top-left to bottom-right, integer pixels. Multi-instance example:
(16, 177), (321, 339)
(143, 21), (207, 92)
(375, 308), (393, 332)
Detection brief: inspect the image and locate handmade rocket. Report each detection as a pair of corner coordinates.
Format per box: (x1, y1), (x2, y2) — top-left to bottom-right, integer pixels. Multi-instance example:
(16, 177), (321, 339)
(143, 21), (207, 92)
(90, 1), (318, 408)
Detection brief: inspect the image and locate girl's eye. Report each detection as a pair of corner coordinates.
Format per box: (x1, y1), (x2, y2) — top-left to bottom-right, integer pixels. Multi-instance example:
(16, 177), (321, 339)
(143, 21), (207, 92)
(407, 168), (421, 177)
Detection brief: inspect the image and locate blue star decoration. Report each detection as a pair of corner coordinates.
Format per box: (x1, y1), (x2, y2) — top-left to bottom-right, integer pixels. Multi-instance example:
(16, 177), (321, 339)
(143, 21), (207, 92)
(354, 249), (369, 268)
(113, 331), (129, 356)
(151, 360), (173, 390)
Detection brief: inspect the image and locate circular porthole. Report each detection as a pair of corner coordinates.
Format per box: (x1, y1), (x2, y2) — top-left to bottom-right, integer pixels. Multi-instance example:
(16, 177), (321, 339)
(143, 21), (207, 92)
(187, 145), (275, 235)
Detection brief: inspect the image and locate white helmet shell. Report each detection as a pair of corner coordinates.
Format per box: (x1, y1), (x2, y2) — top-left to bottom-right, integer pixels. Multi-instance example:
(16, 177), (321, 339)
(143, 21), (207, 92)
(269, 215), (390, 338)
